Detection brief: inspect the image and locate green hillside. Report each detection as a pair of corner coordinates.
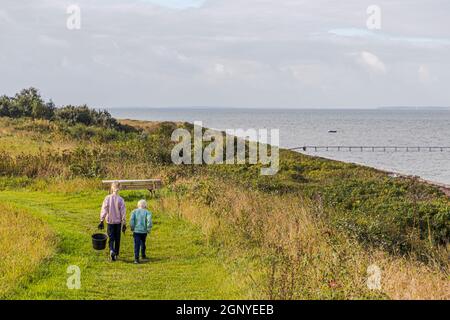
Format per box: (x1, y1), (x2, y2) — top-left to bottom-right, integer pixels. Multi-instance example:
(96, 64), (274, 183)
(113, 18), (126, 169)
(0, 88), (449, 299)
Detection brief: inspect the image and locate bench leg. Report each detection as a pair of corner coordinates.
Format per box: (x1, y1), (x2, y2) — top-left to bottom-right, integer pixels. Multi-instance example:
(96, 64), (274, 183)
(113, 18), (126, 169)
(148, 189), (156, 198)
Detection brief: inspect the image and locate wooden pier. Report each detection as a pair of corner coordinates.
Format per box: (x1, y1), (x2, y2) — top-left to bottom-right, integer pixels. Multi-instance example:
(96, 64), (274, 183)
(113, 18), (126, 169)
(290, 146), (450, 152)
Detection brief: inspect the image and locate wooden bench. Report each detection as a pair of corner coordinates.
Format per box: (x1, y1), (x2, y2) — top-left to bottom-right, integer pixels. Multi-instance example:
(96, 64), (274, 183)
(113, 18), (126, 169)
(102, 179), (162, 193)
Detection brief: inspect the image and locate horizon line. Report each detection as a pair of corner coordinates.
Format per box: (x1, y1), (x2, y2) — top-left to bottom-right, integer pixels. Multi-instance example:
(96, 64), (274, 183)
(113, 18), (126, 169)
(104, 106), (450, 110)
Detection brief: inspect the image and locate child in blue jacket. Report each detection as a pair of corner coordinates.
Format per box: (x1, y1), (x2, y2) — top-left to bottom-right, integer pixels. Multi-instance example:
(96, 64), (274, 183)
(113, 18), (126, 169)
(129, 200), (153, 264)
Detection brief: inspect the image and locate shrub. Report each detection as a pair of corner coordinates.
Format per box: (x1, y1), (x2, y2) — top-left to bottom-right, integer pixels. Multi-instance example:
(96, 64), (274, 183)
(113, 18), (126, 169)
(15, 88), (54, 119)
(0, 88), (54, 120)
(68, 146), (107, 178)
(33, 100), (55, 120)
(1, 88), (136, 133)
(0, 95), (12, 117)
(55, 105), (95, 126)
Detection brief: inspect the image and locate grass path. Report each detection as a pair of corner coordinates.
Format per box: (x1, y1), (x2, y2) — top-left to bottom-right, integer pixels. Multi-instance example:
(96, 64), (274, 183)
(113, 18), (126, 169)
(0, 190), (245, 299)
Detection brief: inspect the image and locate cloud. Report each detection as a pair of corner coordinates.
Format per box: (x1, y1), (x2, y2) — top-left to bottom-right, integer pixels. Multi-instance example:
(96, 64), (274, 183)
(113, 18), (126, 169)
(357, 51), (387, 74)
(214, 63), (228, 75)
(328, 28), (450, 47)
(38, 35), (70, 48)
(0, 0), (449, 108)
(140, 0), (206, 9)
(280, 64), (325, 86)
(418, 65), (433, 84)
(0, 9), (13, 24)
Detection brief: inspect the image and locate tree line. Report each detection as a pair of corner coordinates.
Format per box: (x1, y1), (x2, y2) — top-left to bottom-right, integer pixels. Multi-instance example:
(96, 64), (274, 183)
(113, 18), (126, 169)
(0, 88), (129, 131)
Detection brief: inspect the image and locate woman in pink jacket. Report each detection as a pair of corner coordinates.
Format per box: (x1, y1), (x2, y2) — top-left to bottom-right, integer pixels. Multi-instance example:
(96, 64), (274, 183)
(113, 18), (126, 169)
(98, 182), (127, 261)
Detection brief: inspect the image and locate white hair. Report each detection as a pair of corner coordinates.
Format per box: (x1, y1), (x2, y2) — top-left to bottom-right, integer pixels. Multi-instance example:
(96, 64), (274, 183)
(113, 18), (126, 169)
(137, 199), (147, 209)
(111, 181), (121, 193)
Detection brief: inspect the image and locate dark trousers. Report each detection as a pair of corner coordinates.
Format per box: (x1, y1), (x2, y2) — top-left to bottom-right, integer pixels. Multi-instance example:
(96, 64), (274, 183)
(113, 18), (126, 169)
(133, 233), (147, 260)
(107, 224), (122, 256)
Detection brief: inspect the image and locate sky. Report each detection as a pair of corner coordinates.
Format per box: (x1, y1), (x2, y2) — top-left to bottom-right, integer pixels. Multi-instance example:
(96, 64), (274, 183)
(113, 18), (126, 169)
(0, 0), (449, 108)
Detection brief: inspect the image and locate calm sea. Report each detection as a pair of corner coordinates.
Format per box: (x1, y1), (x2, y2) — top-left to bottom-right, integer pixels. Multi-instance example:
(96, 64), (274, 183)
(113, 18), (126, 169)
(108, 108), (450, 185)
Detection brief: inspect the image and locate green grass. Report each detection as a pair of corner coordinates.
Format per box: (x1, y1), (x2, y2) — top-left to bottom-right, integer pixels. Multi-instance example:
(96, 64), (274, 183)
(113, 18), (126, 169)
(1, 116), (448, 299)
(0, 190), (246, 299)
(0, 202), (56, 297)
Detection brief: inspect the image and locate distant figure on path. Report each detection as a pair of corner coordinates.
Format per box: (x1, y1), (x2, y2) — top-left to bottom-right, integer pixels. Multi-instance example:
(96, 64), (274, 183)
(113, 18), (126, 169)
(98, 182), (127, 262)
(130, 199), (153, 264)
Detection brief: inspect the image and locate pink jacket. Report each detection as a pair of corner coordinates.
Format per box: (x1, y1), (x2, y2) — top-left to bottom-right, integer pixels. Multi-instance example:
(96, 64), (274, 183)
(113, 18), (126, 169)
(100, 194), (126, 225)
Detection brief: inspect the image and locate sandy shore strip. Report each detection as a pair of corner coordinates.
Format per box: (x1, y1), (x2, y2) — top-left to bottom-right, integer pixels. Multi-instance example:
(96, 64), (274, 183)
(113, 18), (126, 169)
(385, 172), (450, 197)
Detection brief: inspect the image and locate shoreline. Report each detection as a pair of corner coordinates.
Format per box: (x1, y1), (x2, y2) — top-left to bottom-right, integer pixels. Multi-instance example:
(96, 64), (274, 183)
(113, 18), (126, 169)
(387, 173), (450, 197)
(298, 151), (450, 197)
(120, 118), (450, 197)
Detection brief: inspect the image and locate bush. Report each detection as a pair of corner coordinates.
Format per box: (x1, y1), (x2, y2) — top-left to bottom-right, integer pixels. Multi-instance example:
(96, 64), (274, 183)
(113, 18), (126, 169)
(0, 88), (54, 120)
(1, 88), (136, 133)
(68, 146), (107, 178)
(0, 95), (12, 117)
(55, 105), (94, 126)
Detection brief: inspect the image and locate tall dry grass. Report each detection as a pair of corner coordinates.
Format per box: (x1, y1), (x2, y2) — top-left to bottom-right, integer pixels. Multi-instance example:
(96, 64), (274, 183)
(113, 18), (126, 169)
(155, 178), (449, 300)
(0, 203), (56, 298)
(378, 252), (450, 299)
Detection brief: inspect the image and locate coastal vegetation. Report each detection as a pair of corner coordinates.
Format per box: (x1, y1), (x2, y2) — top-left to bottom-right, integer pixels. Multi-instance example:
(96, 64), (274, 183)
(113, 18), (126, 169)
(0, 203), (56, 297)
(0, 88), (448, 299)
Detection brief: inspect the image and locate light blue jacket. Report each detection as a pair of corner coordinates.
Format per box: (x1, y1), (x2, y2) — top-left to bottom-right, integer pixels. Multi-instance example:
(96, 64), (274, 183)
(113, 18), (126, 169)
(130, 209), (153, 234)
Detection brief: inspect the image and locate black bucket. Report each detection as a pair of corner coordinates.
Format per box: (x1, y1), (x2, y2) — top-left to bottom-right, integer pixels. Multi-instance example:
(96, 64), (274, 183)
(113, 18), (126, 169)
(92, 233), (108, 251)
